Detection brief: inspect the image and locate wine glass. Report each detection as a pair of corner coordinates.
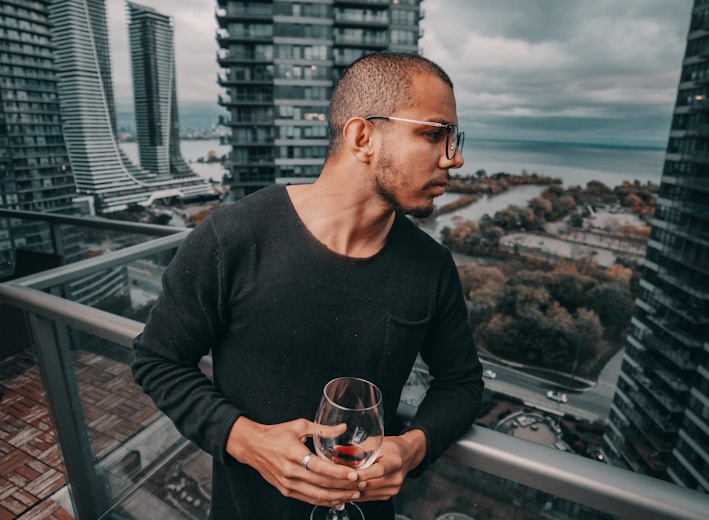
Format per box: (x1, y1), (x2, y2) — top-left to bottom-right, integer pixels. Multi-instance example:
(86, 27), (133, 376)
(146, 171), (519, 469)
(311, 377), (384, 520)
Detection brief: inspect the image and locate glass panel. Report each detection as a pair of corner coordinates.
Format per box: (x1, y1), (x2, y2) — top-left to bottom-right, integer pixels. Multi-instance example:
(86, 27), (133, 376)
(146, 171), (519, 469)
(394, 457), (620, 520)
(0, 214), (179, 282)
(66, 225), (174, 261)
(57, 328), (205, 518)
(43, 250), (177, 318)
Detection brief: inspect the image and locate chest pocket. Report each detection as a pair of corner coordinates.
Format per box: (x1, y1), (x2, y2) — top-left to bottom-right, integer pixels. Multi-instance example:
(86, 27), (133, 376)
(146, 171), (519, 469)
(378, 313), (431, 393)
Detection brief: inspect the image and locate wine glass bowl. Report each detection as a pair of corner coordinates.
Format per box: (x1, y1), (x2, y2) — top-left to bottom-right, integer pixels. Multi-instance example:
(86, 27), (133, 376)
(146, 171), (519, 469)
(311, 377), (384, 520)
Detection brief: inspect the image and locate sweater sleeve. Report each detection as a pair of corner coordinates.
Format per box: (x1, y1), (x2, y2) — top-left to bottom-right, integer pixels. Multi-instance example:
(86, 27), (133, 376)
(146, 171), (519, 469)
(131, 214), (242, 466)
(404, 252), (483, 475)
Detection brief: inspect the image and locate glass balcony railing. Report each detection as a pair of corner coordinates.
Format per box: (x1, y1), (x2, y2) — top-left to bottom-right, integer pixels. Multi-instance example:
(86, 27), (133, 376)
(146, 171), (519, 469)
(1, 209), (707, 519)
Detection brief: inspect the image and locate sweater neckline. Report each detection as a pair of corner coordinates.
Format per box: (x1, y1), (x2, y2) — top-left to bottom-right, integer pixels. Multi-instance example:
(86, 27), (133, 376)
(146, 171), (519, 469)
(278, 185), (397, 263)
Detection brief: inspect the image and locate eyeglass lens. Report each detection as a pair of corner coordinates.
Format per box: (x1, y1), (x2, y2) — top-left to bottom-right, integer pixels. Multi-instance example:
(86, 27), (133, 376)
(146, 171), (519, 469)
(447, 126), (464, 159)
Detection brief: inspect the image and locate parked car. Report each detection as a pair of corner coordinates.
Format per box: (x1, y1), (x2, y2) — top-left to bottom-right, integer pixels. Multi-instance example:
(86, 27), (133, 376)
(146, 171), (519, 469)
(546, 390), (568, 403)
(482, 369), (497, 379)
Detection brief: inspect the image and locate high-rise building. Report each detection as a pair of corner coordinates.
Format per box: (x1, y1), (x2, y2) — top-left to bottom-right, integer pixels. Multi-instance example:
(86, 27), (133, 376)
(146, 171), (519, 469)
(604, 0), (708, 494)
(127, 1), (195, 178)
(216, 0), (425, 198)
(49, 0), (214, 213)
(0, 0), (78, 277)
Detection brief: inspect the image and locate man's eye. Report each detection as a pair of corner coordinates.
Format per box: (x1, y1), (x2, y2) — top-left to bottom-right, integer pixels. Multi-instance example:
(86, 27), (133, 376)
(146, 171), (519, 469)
(428, 130), (444, 140)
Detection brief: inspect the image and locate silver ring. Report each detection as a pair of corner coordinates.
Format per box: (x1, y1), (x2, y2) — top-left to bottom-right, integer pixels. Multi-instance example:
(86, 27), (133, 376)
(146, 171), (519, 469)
(301, 452), (314, 470)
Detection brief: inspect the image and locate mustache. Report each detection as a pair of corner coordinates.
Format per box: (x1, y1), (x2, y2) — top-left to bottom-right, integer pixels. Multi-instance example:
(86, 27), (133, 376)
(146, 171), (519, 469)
(422, 174), (449, 190)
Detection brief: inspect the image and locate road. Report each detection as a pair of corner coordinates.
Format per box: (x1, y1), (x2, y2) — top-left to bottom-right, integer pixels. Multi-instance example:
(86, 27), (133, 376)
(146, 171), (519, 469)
(482, 349), (624, 422)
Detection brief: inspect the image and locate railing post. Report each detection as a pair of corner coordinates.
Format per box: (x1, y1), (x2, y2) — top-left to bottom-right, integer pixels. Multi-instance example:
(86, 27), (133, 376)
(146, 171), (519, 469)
(50, 222), (65, 257)
(27, 312), (109, 519)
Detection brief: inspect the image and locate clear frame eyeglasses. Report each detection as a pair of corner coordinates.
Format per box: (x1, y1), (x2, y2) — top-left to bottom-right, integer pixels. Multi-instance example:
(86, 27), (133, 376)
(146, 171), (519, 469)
(365, 115), (465, 160)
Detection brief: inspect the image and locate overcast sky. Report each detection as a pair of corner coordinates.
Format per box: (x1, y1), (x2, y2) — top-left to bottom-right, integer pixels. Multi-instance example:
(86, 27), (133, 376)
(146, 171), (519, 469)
(108, 0), (694, 146)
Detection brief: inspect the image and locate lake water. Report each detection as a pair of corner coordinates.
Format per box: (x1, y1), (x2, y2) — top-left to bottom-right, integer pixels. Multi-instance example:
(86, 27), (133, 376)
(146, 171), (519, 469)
(465, 139), (664, 188)
(121, 138), (666, 240)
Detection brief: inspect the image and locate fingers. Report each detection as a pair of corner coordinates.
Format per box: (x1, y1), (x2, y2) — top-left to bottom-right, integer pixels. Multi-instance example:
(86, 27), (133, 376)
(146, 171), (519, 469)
(348, 451), (407, 503)
(313, 422), (348, 440)
(283, 455), (363, 506)
(306, 457), (359, 482)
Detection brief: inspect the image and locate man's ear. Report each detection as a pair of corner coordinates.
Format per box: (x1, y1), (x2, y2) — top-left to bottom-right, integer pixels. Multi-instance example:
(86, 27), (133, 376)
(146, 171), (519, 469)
(342, 117), (376, 163)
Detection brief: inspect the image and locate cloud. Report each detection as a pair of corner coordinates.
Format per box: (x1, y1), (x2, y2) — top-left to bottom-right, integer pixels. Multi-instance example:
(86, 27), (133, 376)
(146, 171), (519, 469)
(421, 0), (693, 144)
(106, 0), (694, 145)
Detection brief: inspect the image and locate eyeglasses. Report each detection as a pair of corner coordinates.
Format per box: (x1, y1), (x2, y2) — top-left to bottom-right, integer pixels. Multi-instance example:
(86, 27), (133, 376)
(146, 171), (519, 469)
(365, 115), (464, 160)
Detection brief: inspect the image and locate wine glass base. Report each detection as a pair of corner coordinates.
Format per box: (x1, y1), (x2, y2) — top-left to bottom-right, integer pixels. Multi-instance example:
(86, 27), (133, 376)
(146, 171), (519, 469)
(310, 502), (365, 520)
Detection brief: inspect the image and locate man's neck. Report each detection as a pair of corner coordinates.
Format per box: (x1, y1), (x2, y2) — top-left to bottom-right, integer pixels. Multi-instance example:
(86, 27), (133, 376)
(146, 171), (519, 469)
(286, 183), (395, 259)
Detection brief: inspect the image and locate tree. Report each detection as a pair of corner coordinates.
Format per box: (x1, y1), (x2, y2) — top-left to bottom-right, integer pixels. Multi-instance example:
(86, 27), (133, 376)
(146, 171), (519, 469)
(584, 283), (633, 339)
(545, 272), (597, 313)
(458, 263), (506, 297)
(441, 220), (478, 253)
(569, 213), (584, 228)
(553, 195), (576, 217)
(499, 283), (551, 316)
(468, 290), (499, 329)
(572, 308), (603, 365)
(541, 184), (565, 199)
(528, 197), (553, 221)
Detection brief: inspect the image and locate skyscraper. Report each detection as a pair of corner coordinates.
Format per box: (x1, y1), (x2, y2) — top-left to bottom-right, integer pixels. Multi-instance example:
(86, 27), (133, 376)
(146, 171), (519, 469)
(49, 0), (214, 214)
(127, 1), (195, 178)
(604, 0), (708, 493)
(216, 0), (425, 198)
(0, 0), (78, 277)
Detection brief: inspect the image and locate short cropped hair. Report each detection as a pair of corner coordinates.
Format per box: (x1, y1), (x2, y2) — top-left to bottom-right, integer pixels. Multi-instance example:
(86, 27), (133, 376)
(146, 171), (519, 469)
(327, 52), (454, 155)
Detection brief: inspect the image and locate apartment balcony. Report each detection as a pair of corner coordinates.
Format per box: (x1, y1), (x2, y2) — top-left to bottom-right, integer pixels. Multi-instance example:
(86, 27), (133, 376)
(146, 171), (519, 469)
(0, 209), (708, 519)
(673, 172), (709, 193)
(640, 331), (696, 371)
(653, 285), (707, 324)
(216, 50), (274, 66)
(333, 11), (389, 28)
(218, 93), (274, 108)
(217, 70), (274, 86)
(334, 33), (389, 48)
(333, 0), (390, 9)
(216, 3), (272, 26)
(624, 389), (680, 437)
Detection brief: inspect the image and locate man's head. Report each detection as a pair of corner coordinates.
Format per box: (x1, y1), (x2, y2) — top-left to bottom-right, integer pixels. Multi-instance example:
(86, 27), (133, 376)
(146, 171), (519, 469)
(327, 52), (454, 155)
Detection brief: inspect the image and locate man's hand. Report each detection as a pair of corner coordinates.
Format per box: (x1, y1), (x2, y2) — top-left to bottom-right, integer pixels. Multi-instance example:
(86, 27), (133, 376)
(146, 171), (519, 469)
(350, 429), (427, 502)
(226, 416), (364, 507)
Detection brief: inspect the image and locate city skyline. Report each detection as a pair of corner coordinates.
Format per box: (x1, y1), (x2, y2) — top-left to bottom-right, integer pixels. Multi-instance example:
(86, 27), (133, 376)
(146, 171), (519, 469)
(108, 0), (693, 146)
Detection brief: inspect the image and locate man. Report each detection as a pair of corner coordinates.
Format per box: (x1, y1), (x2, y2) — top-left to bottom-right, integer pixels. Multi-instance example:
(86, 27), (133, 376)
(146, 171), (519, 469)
(132, 52), (483, 519)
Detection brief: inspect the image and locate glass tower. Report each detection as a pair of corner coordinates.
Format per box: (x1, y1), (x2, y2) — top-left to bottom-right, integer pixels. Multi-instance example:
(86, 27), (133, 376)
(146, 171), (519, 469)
(216, 0), (425, 199)
(604, 0), (709, 494)
(0, 0), (78, 277)
(127, 1), (195, 178)
(49, 0), (213, 213)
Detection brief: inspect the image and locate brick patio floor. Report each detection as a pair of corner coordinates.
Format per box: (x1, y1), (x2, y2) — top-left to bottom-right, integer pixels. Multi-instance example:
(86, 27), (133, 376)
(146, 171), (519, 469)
(0, 349), (167, 519)
(0, 350), (67, 519)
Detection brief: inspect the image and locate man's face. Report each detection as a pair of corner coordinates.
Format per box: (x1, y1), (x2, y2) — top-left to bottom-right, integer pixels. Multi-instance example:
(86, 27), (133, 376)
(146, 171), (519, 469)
(372, 73), (464, 218)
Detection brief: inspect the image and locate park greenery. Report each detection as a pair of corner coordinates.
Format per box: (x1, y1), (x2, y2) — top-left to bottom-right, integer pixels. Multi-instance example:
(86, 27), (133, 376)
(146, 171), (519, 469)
(439, 172), (656, 380)
(459, 260), (634, 379)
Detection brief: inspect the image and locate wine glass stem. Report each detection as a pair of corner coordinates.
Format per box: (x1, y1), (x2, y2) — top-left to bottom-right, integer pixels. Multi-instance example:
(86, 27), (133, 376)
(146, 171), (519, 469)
(328, 504), (348, 519)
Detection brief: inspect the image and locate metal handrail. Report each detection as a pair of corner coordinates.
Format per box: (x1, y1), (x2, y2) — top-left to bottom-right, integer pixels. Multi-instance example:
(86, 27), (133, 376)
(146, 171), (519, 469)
(12, 232), (189, 291)
(1, 280), (707, 519)
(0, 208), (189, 237)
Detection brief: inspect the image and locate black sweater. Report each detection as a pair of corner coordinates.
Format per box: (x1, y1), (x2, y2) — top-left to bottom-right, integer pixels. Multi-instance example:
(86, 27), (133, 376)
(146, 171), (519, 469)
(132, 185), (483, 519)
